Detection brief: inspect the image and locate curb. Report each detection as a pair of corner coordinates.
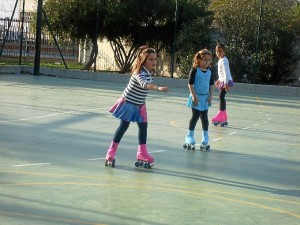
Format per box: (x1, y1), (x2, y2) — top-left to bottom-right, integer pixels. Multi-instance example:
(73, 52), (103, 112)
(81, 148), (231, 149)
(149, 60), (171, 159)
(0, 65), (299, 97)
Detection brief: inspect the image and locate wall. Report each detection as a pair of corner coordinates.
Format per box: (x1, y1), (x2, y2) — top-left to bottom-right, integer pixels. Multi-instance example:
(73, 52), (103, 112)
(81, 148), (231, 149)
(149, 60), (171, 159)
(0, 65), (299, 97)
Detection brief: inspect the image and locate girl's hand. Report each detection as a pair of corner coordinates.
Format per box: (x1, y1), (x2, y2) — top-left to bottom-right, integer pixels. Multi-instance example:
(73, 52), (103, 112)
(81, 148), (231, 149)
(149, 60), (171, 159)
(208, 96), (212, 106)
(158, 86), (169, 92)
(192, 97), (198, 106)
(215, 80), (220, 88)
(225, 84), (230, 91)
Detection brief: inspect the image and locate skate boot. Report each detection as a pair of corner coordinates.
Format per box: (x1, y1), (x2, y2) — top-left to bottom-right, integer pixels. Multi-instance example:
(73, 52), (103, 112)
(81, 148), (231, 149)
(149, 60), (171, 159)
(183, 130), (196, 150)
(135, 144), (154, 169)
(223, 110), (228, 126)
(211, 111), (227, 127)
(200, 131), (210, 151)
(105, 141), (118, 167)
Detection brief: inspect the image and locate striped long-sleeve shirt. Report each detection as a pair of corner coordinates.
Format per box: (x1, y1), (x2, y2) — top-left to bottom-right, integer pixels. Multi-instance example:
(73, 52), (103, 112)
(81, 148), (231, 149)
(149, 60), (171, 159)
(122, 67), (153, 105)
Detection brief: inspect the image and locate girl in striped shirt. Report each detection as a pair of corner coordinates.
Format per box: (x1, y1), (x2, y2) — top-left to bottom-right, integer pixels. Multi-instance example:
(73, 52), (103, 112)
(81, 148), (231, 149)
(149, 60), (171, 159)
(105, 47), (168, 168)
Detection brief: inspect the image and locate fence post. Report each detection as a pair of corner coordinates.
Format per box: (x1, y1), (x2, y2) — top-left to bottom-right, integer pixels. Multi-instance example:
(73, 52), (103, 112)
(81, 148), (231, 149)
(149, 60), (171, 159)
(33, 0), (43, 75)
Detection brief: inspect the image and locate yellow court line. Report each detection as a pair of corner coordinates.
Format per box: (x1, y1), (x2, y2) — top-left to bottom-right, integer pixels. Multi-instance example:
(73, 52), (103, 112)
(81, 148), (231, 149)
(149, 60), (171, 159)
(1, 170), (300, 205)
(0, 210), (106, 225)
(1, 182), (300, 219)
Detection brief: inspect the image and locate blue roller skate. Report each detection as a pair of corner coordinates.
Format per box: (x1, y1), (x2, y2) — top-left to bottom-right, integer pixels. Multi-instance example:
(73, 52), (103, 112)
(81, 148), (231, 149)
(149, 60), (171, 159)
(200, 131), (210, 151)
(183, 130), (196, 150)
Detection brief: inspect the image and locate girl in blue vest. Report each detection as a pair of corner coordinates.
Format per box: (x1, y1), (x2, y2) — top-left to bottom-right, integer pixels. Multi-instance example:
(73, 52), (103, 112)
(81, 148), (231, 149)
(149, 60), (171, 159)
(183, 49), (214, 151)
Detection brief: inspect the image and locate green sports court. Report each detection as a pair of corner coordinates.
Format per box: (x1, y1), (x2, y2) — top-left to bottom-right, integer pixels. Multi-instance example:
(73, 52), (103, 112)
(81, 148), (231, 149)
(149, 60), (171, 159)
(0, 72), (299, 225)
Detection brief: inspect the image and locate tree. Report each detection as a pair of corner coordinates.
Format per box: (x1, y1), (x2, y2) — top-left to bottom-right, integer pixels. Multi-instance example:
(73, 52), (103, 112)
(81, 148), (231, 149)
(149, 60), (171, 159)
(105, 0), (212, 74)
(210, 0), (300, 84)
(104, 0), (175, 73)
(176, 0), (213, 78)
(43, 0), (106, 70)
(41, 0), (215, 75)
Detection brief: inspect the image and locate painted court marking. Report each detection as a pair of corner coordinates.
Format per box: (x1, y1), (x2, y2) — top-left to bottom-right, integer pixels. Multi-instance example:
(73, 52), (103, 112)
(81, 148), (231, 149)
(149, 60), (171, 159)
(211, 138), (223, 142)
(12, 163), (51, 167)
(0, 108), (103, 123)
(87, 157), (105, 161)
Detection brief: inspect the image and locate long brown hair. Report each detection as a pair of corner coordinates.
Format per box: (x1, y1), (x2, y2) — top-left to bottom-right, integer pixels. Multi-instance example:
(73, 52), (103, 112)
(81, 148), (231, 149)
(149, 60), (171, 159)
(131, 46), (156, 74)
(193, 49), (212, 68)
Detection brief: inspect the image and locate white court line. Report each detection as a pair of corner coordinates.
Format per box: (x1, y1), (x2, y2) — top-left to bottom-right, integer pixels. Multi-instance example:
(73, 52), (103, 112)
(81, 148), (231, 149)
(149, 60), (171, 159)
(149, 150), (166, 153)
(211, 138), (223, 142)
(87, 157), (105, 161)
(242, 127), (250, 130)
(228, 132), (237, 135)
(0, 108), (102, 123)
(12, 163), (51, 167)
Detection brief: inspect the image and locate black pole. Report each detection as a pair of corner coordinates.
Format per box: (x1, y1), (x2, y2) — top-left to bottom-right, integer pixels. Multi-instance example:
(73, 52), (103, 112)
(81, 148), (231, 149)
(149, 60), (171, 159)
(94, 0), (100, 72)
(0, 0), (19, 58)
(253, 0), (264, 83)
(170, 0), (178, 78)
(19, 0), (26, 65)
(33, 0), (43, 75)
(42, 9), (68, 69)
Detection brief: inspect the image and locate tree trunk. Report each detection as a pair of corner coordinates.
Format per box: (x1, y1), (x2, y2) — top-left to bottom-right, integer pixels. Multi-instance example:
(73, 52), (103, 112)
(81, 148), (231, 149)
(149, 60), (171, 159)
(83, 38), (98, 70)
(110, 38), (139, 73)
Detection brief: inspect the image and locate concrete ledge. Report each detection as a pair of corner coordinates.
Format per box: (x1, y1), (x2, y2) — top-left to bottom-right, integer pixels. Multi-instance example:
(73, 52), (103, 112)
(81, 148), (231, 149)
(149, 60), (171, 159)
(0, 65), (299, 97)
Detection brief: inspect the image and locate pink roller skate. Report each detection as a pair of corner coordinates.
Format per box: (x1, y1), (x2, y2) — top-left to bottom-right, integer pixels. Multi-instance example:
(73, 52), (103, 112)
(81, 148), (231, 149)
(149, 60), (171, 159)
(135, 144), (154, 169)
(224, 110), (228, 126)
(211, 111), (227, 127)
(105, 141), (118, 167)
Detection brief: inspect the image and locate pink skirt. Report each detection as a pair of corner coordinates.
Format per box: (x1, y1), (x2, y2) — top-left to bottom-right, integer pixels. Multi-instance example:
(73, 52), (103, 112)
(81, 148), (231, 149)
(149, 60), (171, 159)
(109, 98), (148, 123)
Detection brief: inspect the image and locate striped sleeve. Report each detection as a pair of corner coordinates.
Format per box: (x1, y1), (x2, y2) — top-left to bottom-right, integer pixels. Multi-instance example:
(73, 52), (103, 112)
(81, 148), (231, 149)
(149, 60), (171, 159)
(121, 70), (152, 105)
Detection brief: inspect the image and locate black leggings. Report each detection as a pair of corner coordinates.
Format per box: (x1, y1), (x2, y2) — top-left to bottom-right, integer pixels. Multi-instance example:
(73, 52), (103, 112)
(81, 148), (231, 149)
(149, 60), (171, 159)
(189, 108), (209, 131)
(219, 88), (227, 111)
(113, 120), (147, 144)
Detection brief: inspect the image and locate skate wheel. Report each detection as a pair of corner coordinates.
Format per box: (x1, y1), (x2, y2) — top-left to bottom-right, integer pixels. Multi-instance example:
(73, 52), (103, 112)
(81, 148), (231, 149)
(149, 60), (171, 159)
(206, 145), (210, 151)
(183, 143), (187, 149)
(191, 146), (195, 150)
(135, 161), (140, 167)
(213, 122), (219, 126)
(112, 159), (115, 167)
(105, 159), (115, 167)
(143, 162), (151, 169)
(135, 160), (144, 167)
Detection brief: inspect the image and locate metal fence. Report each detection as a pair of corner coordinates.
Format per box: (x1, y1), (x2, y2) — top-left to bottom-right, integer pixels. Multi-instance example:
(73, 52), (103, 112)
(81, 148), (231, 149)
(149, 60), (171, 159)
(0, 18), (78, 60)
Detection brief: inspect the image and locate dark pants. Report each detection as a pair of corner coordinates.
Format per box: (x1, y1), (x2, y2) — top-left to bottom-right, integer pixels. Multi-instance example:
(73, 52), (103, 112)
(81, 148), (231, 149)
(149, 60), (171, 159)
(219, 88), (227, 111)
(189, 108), (209, 131)
(113, 120), (147, 144)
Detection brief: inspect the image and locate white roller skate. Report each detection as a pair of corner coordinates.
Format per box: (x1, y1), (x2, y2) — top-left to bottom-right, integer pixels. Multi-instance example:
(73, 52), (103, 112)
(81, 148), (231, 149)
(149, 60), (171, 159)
(200, 131), (210, 151)
(183, 130), (196, 150)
